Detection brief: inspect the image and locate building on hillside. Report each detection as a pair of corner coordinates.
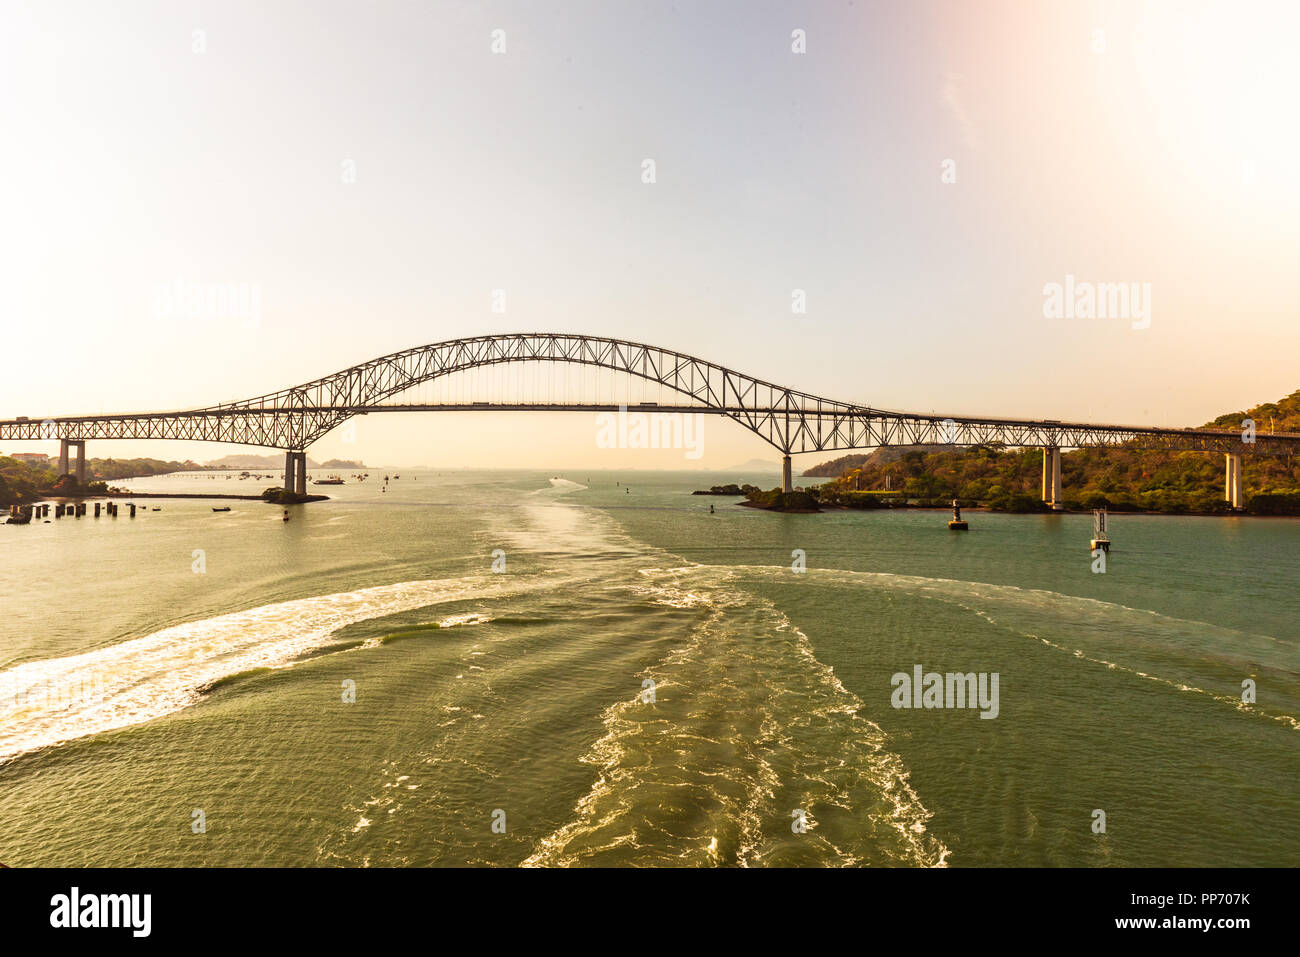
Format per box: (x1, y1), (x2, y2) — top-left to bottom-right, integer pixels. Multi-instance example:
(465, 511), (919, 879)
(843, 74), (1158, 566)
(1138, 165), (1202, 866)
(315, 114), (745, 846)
(7, 453), (51, 466)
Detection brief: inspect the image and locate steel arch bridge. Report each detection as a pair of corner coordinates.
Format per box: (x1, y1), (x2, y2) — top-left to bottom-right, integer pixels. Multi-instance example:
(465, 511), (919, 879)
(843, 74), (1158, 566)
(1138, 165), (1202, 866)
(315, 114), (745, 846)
(2, 332), (1296, 502)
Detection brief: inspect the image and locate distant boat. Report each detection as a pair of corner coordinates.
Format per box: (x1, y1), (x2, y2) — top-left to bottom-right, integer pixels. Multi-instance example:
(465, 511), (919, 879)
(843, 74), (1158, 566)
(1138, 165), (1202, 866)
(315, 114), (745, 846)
(314, 475), (345, 485)
(212, 506), (231, 512)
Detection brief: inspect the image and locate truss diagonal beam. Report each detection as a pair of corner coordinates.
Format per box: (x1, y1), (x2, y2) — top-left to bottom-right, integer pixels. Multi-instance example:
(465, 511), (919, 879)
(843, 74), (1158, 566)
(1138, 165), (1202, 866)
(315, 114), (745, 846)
(1, 333), (1296, 458)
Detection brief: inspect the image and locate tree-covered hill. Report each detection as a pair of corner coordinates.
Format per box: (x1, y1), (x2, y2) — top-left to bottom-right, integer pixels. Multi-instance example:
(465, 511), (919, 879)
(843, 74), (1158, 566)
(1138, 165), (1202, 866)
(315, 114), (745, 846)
(0, 455), (195, 506)
(803, 390), (1300, 514)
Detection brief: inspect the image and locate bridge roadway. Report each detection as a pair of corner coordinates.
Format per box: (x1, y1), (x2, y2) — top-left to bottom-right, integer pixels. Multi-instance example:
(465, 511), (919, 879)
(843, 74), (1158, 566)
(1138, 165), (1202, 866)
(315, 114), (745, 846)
(1, 333), (1296, 507)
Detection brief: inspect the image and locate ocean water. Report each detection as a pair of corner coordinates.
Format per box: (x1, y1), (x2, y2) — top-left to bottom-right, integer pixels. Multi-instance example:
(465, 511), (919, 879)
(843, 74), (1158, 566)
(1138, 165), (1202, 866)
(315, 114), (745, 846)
(1, 469), (1296, 867)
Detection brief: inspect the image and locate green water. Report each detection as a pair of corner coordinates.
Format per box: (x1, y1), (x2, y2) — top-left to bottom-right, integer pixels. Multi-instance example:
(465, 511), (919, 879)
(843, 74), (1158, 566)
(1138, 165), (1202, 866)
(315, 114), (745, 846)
(1, 469), (1297, 866)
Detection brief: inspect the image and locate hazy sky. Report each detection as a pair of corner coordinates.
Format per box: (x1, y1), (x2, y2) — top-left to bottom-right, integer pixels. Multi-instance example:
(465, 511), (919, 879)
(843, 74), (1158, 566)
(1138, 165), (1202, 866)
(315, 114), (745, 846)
(3, 0), (1297, 469)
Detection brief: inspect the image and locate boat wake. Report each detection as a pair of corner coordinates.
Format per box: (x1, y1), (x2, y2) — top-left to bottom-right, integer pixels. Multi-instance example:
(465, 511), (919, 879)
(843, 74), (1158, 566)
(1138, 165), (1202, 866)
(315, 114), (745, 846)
(523, 564), (950, 868)
(722, 565), (1300, 732)
(0, 575), (534, 764)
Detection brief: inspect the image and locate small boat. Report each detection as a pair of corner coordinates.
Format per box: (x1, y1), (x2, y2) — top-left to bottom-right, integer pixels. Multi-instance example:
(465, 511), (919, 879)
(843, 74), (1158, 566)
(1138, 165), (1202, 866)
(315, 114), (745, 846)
(212, 506), (231, 512)
(151, 507), (162, 511)
(314, 475), (345, 485)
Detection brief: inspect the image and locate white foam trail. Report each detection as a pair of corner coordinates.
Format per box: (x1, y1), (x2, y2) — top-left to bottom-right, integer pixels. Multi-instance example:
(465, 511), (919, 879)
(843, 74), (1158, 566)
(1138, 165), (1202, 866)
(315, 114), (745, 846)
(0, 576), (521, 763)
(525, 565), (951, 868)
(437, 613), (493, 628)
(549, 477), (587, 491)
(530, 477), (588, 494)
(494, 480), (641, 560)
(722, 564), (1300, 731)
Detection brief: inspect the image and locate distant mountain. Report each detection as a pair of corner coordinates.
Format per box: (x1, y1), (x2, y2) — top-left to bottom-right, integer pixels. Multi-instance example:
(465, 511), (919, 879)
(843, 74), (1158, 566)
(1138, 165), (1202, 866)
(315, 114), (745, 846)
(204, 453), (319, 470)
(724, 458), (782, 472)
(320, 459), (365, 469)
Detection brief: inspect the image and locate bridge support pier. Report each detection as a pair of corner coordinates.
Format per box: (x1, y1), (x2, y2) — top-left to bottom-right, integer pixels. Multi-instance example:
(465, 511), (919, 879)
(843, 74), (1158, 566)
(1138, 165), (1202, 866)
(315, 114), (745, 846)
(1041, 446), (1063, 510)
(293, 451), (307, 495)
(59, 439), (86, 483)
(1225, 453), (1244, 510)
(283, 451), (308, 494)
(782, 455), (793, 494)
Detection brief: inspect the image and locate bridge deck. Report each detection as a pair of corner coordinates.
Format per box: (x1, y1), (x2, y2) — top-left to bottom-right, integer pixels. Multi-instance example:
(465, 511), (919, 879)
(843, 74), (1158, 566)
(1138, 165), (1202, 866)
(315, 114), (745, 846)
(1, 333), (1294, 455)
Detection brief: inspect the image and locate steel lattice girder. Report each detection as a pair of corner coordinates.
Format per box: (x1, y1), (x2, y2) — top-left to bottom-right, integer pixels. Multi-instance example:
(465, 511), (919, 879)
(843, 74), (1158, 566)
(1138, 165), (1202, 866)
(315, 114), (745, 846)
(1, 333), (1296, 457)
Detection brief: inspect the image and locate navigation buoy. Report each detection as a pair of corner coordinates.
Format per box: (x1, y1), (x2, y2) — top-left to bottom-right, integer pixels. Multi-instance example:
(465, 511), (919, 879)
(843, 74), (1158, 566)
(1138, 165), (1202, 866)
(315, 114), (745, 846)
(948, 499), (968, 531)
(1090, 509), (1110, 552)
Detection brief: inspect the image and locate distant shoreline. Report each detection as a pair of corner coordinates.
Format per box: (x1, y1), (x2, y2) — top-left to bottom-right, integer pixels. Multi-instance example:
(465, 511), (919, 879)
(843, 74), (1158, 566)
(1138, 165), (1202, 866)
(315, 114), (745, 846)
(702, 487), (1295, 518)
(751, 501), (1299, 518)
(38, 491), (262, 501)
(35, 491), (327, 502)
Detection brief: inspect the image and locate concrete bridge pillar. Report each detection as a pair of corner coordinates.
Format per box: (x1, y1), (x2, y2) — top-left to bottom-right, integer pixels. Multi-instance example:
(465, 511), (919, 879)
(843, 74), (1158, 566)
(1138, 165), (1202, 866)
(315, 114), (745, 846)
(293, 451), (307, 495)
(58, 438), (70, 476)
(1225, 453), (1244, 510)
(284, 451), (297, 493)
(71, 441), (86, 484)
(1041, 446), (1063, 510)
(782, 455), (793, 494)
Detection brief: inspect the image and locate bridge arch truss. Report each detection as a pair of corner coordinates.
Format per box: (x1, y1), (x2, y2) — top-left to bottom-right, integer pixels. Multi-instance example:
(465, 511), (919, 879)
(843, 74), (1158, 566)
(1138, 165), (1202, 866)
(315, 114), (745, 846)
(1, 334), (1296, 465)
